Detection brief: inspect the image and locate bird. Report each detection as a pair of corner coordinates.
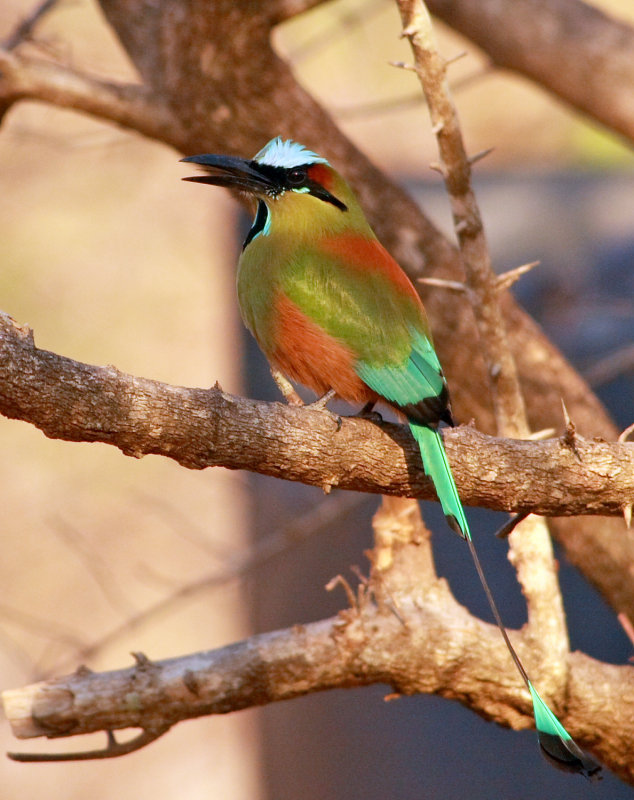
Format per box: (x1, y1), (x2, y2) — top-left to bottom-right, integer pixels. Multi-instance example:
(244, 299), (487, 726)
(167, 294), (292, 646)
(182, 136), (601, 779)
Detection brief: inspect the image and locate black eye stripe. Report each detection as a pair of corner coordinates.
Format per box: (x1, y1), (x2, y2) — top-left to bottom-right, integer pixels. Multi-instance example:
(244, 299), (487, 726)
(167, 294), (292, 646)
(305, 180), (347, 212)
(252, 163), (296, 186)
(251, 161), (347, 211)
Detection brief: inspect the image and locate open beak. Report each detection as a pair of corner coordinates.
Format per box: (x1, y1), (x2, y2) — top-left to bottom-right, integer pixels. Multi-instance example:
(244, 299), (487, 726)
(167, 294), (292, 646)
(181, 154), (273, 195)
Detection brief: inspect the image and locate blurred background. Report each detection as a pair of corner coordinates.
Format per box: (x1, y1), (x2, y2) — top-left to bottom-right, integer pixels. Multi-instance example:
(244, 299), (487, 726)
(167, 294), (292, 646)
(0, 0), (633, 798)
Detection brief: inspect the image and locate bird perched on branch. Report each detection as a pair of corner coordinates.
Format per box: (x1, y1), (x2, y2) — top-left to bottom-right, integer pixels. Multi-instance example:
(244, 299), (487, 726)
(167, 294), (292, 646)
(182, 136), (601, 780)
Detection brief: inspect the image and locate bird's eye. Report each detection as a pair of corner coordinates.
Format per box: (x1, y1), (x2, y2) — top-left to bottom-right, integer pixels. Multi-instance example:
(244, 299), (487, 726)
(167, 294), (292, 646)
(287, 168), (306, 186)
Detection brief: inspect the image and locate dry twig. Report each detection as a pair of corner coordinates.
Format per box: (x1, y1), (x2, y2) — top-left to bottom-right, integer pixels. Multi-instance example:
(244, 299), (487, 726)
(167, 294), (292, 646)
(397, 0), (568, 702)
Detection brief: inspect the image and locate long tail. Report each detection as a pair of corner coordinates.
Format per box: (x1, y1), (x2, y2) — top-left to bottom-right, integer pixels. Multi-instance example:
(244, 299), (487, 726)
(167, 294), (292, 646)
(410, 421), (601, 780)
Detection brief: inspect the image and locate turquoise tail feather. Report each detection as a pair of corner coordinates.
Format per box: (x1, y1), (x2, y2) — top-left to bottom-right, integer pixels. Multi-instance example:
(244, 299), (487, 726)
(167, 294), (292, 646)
(409, 422), (470, 539)
(410, 420), (601, 779)
(529, 682), (602, 779)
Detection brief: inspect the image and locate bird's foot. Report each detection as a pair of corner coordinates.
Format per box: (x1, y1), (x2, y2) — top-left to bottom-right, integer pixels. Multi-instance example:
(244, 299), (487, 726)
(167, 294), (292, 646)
(305, 389), (342, 430)
(307, 388), (336, 410)
(270, 367), (304, 406)
(355, 400), (383, 423)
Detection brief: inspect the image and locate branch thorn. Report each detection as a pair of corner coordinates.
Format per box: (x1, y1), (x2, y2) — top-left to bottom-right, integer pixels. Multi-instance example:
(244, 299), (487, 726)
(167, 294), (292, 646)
(325, 574), (358, 611)
(496, 510), (530, 539)
(560, 399), (582, 461)
(617, 612), (634, 657)
(131, 651), (152, 668)
(271, 367), (304, 406)
(445, 50), (468, 66)
(495, 261), (539, 292)
(454, 219), (469, 234)
(417, 276), (467, 293)
(526, 427), (556, 441)
(468, 146), (495, 166)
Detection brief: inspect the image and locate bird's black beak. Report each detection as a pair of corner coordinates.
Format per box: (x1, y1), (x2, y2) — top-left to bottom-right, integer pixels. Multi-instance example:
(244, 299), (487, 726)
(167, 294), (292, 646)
(181, 154), (273, 195)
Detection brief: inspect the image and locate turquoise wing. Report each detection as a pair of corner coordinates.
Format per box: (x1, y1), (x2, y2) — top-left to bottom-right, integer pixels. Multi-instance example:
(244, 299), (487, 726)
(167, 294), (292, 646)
(357, 327), (467, 537)
(355, 327), (445, 409)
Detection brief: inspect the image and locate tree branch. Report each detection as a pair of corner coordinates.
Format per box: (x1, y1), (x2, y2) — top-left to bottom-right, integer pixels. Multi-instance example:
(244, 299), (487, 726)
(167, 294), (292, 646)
(427, 0), (634, 144)
(0, 311), (631, 517)
(396, 0), (569, 701)
(0, 48), (187, 147)
(3, 578), (632, 779)
(3, 0), (60, 50)
(2, 468), (631, 778)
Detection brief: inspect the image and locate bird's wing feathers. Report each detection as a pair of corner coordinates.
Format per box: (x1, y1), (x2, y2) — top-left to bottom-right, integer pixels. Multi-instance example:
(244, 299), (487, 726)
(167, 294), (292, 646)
(280, 240), (446, 412)
(280, 243), (414, 360)
(356, 330), (445, 408)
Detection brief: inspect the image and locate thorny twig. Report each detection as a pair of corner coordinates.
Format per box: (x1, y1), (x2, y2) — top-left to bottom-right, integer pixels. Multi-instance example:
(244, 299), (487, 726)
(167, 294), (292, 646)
(396, 0), (569, 697)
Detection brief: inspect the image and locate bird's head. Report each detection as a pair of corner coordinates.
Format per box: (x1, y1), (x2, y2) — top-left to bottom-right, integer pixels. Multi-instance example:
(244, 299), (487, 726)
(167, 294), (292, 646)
(181, 137), (352, 215)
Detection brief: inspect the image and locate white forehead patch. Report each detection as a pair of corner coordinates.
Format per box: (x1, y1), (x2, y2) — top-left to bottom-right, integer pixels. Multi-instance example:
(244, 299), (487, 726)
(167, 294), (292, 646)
(254, 137), (329, 168)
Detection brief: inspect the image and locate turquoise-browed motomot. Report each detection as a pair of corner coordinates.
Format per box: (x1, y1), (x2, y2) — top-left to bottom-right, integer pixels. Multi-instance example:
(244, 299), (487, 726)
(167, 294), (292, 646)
(182, 137), (601, 780)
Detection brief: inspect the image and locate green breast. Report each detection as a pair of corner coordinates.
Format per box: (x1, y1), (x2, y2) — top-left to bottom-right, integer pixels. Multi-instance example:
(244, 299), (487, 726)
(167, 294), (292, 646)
(237, 228), (287, 356)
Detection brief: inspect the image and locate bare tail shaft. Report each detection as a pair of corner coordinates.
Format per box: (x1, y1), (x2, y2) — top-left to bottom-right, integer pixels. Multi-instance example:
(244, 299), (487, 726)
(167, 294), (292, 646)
(410, 421), (601, 779)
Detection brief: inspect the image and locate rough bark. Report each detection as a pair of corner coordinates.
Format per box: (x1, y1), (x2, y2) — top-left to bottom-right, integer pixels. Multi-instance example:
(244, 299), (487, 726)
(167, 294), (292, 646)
(1, 312), (631, 517)
(4, 514), (632, 780)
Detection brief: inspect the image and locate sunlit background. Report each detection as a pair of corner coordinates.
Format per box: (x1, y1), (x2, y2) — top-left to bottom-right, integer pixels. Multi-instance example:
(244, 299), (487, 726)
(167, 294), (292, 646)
(0, 0), (633, 798)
